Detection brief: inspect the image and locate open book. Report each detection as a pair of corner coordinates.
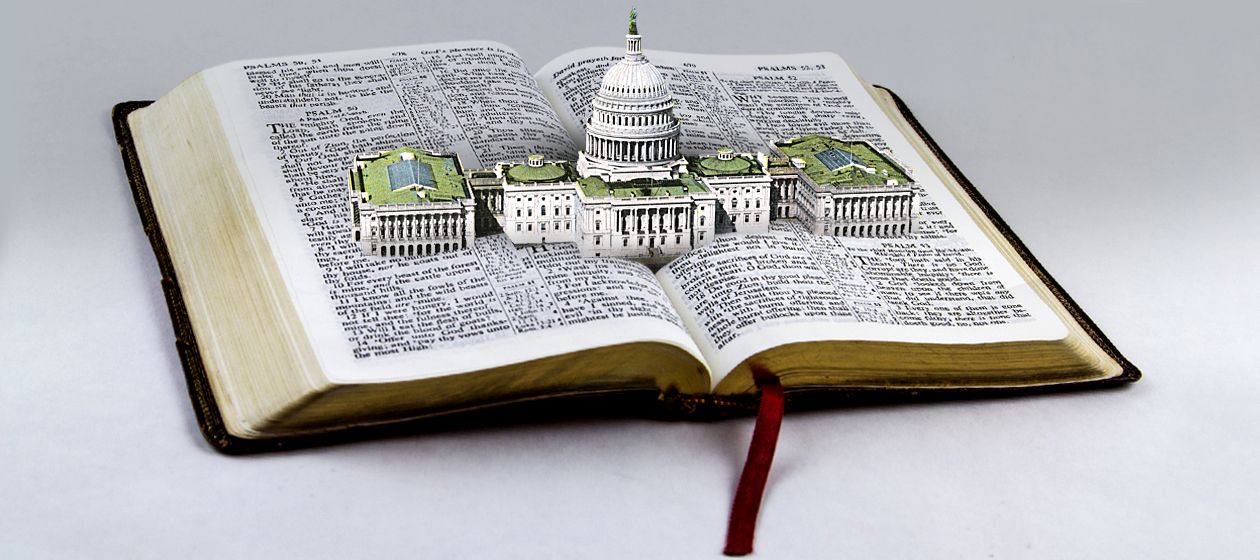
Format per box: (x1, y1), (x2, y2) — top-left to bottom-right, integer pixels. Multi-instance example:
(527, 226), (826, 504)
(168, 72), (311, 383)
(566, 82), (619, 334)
(115, 41), (1138, 453)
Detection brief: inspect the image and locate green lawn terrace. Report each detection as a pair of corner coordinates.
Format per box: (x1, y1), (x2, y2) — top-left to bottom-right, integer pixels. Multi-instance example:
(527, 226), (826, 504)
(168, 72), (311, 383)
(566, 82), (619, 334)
(501, 159), (580, 184)
(351, 147), (469, 205)
(686, 151), (764, 177)
(775, 135), (912, 188)
(577, 174), (710, 199)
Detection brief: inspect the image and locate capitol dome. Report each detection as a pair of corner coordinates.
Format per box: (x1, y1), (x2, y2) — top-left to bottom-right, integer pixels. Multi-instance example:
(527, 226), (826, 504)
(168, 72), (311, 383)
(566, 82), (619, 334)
(580, 12), (683, 181)
(597, 58), (669, 100)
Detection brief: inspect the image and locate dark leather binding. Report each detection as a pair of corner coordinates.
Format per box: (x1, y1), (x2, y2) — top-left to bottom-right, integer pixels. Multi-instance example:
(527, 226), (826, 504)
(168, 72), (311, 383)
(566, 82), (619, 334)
(112, 87), (1139, 454)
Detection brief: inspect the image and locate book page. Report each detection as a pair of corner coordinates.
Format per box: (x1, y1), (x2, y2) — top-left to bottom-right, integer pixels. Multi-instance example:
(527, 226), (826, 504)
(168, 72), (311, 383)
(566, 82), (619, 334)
(536, 50), (1066, 379)
(200, 43), (704, 384)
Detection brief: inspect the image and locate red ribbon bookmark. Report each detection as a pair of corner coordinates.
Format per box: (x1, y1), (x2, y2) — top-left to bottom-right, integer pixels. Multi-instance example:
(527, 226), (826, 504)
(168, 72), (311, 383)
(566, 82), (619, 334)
(723, 376), (786, 556)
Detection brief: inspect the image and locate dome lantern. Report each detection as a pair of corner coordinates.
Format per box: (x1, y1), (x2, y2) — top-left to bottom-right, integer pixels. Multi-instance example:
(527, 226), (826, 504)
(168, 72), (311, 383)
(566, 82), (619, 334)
(625, 8), (642, 58)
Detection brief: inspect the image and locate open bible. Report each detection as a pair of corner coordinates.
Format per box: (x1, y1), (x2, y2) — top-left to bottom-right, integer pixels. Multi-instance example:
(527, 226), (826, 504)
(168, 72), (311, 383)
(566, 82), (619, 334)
(114, 41), (1138, 454)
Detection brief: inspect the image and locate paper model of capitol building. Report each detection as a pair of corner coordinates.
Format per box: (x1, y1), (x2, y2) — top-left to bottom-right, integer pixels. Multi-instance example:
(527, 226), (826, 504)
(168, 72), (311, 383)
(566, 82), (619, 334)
(349, 13), (917, 264)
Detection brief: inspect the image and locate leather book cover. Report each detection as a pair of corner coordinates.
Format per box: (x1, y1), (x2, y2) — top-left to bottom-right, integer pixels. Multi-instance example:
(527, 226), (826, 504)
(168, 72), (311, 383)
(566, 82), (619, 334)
(112, 87), (1140, 454)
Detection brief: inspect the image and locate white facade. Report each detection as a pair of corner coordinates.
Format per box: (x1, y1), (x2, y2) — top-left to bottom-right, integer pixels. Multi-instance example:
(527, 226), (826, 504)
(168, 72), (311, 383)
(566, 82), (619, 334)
(574, 189), (718, 261)
(503, 185), (578, 245)
(354, 202), (476, 258)
(769, 164), (799, 219)
(794, 181), (916, 238)
(693, 151), (773, 235)
(498, 157), (579, 246)
(348, 149), (477, 258)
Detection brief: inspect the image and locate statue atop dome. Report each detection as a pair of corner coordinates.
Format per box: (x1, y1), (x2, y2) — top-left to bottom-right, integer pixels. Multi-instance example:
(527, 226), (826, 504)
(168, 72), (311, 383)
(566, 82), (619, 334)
(628, 8), (638, 35)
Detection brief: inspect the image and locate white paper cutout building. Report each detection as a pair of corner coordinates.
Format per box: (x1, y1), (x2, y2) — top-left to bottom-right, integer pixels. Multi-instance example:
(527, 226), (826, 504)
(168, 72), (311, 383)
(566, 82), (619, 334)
(349, 12), (917, 264)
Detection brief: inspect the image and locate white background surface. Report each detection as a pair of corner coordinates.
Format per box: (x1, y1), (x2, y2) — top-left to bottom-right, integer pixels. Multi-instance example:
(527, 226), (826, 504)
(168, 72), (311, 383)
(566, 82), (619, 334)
(3, 1), (1258, 558)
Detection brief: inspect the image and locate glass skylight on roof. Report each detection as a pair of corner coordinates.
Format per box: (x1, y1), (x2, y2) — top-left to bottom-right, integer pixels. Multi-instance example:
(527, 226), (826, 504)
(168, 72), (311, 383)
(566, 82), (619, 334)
(387, 159), (435, 190)
(815, 147), (858, 171)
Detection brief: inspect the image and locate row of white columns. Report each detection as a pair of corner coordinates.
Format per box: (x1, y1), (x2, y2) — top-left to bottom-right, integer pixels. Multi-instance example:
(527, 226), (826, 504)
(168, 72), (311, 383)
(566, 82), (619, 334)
(616, 207), (689, 234)
(480, 191), (503, 213)
(773, 179), (795, 200)
(588, 134), (677, 162)
(379, 212), (463, 240)
(840, 224), (910, 237)
(603, 112), (668, 128)
(831, 195), (912, 221)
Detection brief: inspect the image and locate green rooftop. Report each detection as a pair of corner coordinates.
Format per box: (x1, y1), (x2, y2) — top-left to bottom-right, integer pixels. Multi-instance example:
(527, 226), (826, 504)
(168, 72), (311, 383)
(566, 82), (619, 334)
(776, 135), (911, 187)
(504, 161), (580, 184)
(688, 154), (763, 177)
(578, 174), (710, 199)
(577, 176), (609, 197)
(353, 147), (469, 205)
